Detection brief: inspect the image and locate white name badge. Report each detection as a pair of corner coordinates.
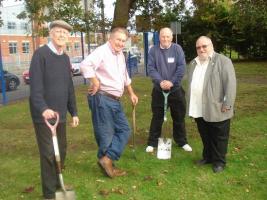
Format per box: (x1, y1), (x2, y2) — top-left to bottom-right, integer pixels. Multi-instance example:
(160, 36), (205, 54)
(167, 57), (175, 63)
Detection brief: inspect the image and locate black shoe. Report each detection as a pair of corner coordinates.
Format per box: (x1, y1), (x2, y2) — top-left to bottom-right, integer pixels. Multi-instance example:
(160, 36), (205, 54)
(195, 159), (211, 166)
(212, 164), (225, 173)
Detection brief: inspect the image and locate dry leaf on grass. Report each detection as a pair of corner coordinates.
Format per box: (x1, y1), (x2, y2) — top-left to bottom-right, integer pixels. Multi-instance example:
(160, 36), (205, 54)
(96, 179), (105, 183)
(22, 186), (34, 193)
(157, 180), (163, 186)
(143, 175), (154, 181)
(99, 189), (109, 196)
(111, 187), (125, 194)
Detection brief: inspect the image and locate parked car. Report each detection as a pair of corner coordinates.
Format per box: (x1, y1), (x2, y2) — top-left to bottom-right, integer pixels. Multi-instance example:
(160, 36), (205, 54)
(22, 70), (30, 84)
(0, 70), (20, 91)
(70, 56), (83, 76)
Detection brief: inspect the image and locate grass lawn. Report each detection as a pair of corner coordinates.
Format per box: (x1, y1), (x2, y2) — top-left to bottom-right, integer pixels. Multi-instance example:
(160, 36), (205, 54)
(0, 61), (267, 200)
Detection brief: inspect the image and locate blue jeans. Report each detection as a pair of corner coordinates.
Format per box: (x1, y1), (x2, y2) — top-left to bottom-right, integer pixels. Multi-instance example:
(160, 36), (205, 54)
(87, 93), (131, 161)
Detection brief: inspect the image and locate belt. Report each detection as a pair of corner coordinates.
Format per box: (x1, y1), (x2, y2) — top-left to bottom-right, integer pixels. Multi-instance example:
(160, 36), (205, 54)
(98, 90), (120, 101)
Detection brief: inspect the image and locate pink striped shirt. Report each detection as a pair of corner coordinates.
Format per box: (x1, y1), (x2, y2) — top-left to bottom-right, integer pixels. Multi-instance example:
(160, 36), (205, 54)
(80, 42), (131, 97)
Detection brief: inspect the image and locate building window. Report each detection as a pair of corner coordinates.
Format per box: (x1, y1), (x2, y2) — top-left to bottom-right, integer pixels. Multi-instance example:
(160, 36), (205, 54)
(7, 22), (16, 29)
(21, 22), (28, 31)
(74, 42), (80, 50)
(22, 42), (30, 53)
(9, 42), (18, 54)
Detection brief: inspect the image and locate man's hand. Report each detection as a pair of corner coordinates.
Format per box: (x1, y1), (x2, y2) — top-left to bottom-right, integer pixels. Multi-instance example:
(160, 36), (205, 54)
(42, 109), (56, 120)
(160, 80), (173, 90)
(88, 78), (100, 95)
(71, 116), (79, 127)
(221, 106), (231, 113)
(130, 93), (138, 106)
(126, 85), (138, 106)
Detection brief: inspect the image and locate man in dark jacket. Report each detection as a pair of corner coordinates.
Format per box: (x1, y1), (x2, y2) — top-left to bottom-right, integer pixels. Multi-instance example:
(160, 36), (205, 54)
(29, 20), (79, 200)
(146, 27), (192, 153)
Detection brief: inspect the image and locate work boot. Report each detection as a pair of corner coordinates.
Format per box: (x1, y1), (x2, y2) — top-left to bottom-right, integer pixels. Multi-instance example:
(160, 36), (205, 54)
(98, 155), (115, 178)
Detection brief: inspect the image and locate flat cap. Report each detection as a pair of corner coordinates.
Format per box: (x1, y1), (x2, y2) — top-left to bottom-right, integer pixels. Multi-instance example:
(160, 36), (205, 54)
(49, 20), (73, 32)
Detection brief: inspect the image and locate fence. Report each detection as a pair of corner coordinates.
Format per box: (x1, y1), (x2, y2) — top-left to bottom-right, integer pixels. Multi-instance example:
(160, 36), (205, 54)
(0, 34), (145, 105)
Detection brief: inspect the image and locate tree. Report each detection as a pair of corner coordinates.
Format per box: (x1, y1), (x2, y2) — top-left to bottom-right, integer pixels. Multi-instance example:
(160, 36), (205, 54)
(112, 0), (186, 30)
(112, 0), (137, 28)
(17, 0), (51, 51)
(0, 0), (3, 26)
(229, 0), (267, 58)
(17, 0), (91, 51)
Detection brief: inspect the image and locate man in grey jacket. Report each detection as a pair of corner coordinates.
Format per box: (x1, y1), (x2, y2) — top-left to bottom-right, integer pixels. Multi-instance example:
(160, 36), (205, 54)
(188, 36), (236, 173)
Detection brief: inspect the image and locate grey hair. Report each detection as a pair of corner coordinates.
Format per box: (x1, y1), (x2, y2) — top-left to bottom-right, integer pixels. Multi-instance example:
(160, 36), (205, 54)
(159, 27), (173, 35)
(197, 36), (212, 44)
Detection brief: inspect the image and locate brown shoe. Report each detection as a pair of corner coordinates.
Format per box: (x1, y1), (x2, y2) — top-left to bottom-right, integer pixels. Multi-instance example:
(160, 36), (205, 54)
(98, 156), (115, 178)
(113, 167), (127, 177)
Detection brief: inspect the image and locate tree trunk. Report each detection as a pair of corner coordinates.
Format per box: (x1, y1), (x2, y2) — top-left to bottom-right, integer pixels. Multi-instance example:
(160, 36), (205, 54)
(112, 0), (137, 28)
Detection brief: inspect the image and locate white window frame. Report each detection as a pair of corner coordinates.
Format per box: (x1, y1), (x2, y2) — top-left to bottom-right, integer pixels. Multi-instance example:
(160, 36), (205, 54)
(22, 41), (30, 53)
(9, 42), (18, 54)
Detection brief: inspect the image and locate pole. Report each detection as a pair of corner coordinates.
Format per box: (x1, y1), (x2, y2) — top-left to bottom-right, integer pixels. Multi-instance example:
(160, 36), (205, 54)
(175, 23), (178, 44)
(144, 32), (149, 76)
(80, 32), (86, 85)
(81, 32), (85, 59)
(0, 43), (7, 105)
(100, 0), (106, 43)
(84, 0), (90, 54)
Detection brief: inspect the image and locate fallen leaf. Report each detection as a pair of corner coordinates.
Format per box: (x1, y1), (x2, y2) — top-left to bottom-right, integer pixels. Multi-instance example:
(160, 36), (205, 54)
(163, 170), (168, 174)
(22, 186), (34, 193)
(249, 163), (255, 167)
(234, 147), (241, 152)
(111, 187), (125, 195)
(157, 180), (163, 186)
(99, 189), (109, 196)
(96, 179), (105, 183)
(143, 175), (153, 181)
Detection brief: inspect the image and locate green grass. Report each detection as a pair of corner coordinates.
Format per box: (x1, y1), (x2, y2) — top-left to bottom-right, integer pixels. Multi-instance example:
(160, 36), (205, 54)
(0, 61), (267, 200)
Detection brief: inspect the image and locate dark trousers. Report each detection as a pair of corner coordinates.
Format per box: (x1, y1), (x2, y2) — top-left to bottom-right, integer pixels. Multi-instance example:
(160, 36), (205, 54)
(34, 122), (66, 199)
(147, 87), (187, 147)
(195, 118), (230, 166)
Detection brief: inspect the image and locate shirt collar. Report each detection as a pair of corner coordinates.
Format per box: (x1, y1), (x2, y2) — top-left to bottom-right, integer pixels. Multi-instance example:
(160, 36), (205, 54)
(47, 41), (64, 55)
(160, 43), (172, 49)
(195, 51), (214, 64)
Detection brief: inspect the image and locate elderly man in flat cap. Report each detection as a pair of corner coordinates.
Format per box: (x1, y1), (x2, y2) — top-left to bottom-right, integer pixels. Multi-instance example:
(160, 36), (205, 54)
(29, 20), (79, 200)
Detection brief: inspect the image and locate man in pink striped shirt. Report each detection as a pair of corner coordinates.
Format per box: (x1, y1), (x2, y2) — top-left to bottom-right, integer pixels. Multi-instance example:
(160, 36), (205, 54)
(81, 27), (138, 178)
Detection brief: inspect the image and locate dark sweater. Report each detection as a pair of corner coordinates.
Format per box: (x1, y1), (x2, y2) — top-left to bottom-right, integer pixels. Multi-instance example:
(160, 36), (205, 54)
(29, 45), (77, 123)
(147, 43), (186, 92)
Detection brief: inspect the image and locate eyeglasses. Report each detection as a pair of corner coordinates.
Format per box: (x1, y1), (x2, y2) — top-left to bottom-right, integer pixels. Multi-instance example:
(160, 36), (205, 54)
(196, 44), (209, 50)
(53, 30), (69, 36)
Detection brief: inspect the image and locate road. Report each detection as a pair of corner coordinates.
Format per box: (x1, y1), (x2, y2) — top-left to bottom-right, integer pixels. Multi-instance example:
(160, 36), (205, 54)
(0, 76), (87, 105)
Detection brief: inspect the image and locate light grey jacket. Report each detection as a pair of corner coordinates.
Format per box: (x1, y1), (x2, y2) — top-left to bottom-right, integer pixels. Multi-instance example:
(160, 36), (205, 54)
(187, 52), (236, 122)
